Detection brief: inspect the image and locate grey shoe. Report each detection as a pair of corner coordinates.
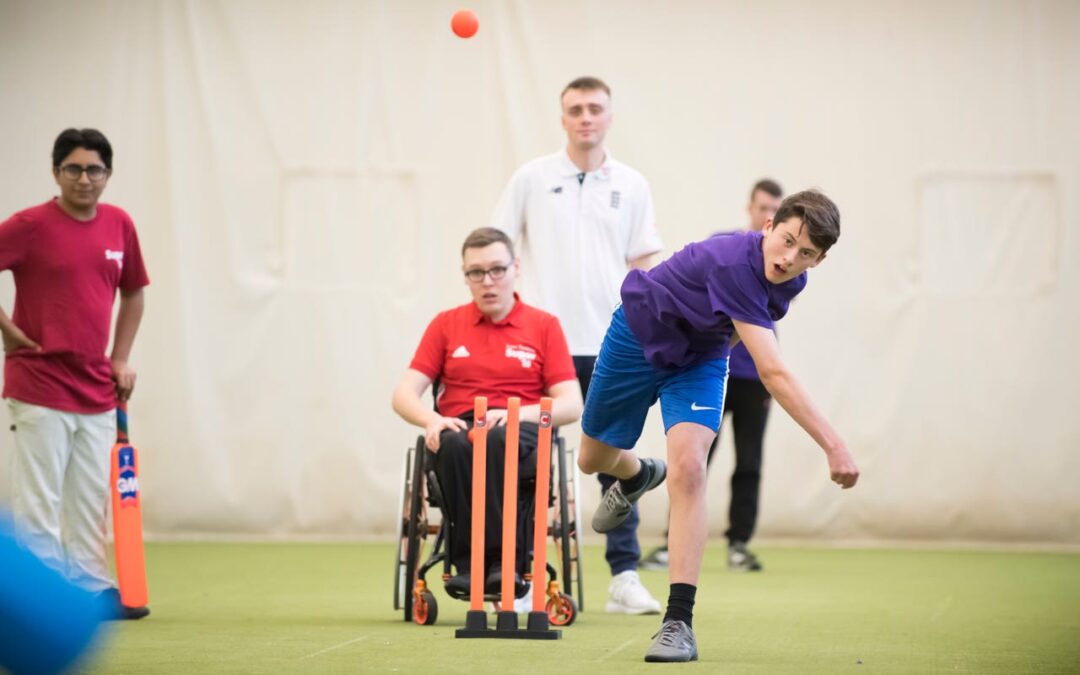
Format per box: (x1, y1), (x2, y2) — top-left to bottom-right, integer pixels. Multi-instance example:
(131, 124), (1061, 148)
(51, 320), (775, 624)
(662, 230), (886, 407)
(639, 546), (669, 571)
(644, 619), (698, 662)
(728, 541), (763, 572)
(591, 458), (667, 533)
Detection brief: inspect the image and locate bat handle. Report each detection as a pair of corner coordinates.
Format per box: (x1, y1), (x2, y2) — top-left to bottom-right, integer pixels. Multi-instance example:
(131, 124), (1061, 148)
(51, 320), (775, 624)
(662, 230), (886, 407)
(116, 401), (129, 443)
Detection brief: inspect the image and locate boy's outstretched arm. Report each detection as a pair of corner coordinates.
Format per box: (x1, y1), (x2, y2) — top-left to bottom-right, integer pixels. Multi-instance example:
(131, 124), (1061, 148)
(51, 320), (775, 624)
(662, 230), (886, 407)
(732, 320), (860, 489)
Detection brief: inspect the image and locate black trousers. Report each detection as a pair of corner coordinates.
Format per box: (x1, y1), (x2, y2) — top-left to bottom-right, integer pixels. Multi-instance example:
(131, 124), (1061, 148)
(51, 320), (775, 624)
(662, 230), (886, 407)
(708, 378), (772, 544)
(430, 421), (538, 575)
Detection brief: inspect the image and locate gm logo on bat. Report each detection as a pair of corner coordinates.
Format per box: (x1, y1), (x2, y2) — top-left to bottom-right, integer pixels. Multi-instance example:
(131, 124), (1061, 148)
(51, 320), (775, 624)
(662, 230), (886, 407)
(117, 447), (140, 506)
(540, 411), (552, 429)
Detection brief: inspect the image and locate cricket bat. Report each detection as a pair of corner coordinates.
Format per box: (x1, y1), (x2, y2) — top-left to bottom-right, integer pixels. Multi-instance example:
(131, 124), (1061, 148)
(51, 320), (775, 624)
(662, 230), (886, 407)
(110, 401), (148, 608)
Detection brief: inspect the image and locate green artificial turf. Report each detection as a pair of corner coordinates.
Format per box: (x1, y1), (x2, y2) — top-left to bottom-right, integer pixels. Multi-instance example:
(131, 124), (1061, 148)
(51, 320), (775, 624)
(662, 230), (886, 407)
(83, 542), (1080, 674)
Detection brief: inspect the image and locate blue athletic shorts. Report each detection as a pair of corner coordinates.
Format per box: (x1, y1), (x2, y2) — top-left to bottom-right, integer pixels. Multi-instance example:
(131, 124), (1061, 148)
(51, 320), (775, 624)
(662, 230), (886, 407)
(581, 306), (729, 449)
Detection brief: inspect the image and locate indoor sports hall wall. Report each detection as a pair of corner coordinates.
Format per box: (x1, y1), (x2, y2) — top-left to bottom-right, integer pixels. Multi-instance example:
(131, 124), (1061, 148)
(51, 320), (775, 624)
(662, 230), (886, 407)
(0, 0), (1077, 544)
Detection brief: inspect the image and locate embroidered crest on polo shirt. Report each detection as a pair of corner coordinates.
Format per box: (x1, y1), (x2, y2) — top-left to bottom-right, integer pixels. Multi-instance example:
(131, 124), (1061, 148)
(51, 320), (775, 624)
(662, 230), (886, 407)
(105, 249), (124, 270)
(505, 344), (537, 368)
(451, 345), (470, 358)
(550, 186), (563, 194)
(610, 191), (621, 209)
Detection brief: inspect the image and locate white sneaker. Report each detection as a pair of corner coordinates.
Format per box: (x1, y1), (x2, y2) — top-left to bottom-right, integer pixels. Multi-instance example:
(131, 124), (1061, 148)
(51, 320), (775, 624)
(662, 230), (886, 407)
(606, 570), (661, 614)
(514, 584), (533, 613)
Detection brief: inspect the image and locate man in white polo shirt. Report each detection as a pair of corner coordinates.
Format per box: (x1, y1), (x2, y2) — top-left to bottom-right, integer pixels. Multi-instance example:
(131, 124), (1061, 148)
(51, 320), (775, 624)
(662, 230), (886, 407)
(491, 76), (664, 614)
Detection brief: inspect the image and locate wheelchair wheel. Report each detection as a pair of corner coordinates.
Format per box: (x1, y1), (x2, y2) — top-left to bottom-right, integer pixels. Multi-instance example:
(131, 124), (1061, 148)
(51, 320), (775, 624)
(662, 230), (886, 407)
(546, 592), (577, 627)
(413, 590), (438, 626)
(398, 438), (429, 622)
(569, 443), (585, 609)
(554, 437), (585, 612)
(392, 440), (412, 612)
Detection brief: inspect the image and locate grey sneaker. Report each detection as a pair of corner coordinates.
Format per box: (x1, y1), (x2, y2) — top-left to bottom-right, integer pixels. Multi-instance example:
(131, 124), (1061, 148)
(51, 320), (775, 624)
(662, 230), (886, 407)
(728, 541), (763, 572)
(644, 619), (698, 662)
(639, 546), (669, 571)
(591, 458), (667, 533)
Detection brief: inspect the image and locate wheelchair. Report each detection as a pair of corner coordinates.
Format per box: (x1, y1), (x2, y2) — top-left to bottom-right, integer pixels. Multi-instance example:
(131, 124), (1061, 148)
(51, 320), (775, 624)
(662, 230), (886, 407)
(393, 430), (584, 627)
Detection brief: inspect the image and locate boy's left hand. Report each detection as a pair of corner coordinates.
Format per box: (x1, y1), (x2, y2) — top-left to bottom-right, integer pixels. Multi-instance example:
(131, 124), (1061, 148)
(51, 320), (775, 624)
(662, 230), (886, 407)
(828, 448), (860, 489)
(111, 359), (137, 401)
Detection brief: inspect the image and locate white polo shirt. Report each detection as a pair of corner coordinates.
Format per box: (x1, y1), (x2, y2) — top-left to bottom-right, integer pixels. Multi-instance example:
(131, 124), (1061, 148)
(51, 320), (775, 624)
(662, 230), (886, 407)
(491, 149), (663, 356)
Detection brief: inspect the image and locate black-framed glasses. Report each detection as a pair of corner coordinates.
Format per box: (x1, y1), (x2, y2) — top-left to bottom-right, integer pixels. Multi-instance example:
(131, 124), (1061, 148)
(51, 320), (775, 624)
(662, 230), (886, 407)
(59, 164), (109, 181)
(463, 262), (512, 283)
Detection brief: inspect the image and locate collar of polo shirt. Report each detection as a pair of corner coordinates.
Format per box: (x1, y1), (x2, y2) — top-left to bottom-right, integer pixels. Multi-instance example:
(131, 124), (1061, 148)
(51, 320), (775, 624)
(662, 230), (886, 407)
(559, 148), (613, 181)
(470, 292), (525, 326)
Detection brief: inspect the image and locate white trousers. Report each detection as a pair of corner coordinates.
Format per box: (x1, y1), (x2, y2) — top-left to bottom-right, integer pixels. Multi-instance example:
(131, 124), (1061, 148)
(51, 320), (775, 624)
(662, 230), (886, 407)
(8, 399), (116, 592)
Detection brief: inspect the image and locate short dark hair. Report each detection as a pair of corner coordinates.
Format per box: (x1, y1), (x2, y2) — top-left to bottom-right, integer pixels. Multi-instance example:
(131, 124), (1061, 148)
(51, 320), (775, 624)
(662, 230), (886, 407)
(560, 76), (611, 102)
(461, 227), (515, 258)
(773, 190), (840, 253)
(751, 178), (783, 200)
(52, 128), (113, 169)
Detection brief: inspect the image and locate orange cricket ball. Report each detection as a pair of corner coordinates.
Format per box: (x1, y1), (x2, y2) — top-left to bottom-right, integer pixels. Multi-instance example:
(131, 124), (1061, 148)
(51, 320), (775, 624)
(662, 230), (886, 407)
(451, 9), (479, 38)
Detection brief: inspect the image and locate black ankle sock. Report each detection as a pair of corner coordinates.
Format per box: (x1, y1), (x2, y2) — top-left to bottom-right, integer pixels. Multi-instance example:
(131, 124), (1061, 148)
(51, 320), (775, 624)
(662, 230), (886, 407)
(618, 461), (649, 494)
(663, 583), (697, 627)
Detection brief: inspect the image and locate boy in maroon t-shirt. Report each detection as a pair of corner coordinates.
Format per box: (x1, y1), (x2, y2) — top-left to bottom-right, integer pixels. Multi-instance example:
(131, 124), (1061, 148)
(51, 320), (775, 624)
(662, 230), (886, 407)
(0, 129), (150, 619)
(391, 228), (582, 597)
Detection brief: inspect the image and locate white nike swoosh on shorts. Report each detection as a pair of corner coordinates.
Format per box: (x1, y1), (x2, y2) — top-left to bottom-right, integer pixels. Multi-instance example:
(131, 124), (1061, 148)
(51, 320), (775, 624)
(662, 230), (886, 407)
(690, 402), (719, 412)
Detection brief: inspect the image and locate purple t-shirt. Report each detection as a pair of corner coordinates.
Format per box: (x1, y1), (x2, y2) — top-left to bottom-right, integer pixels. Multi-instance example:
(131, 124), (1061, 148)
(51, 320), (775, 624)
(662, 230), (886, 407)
(620, 230), (806, 370)
(727, 341), (759, 380)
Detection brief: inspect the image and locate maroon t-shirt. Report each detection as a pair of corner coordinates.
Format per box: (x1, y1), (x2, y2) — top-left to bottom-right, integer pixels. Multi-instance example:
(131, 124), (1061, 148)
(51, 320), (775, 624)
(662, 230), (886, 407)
(0, 199), (150, 413)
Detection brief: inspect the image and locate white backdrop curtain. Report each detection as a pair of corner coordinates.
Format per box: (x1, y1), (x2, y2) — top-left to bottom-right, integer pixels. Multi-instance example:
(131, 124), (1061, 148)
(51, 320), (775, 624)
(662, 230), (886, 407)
(0, 0), (1077, 542)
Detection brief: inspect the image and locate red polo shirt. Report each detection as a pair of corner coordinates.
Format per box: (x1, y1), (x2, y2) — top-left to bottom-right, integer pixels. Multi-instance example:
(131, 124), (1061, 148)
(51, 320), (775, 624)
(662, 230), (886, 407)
(409, 295), (577, 418)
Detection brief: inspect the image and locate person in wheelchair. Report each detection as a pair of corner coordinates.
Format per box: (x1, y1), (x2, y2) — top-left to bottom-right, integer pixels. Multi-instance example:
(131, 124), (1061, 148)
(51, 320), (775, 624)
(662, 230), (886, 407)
(392, 227), (583, 597)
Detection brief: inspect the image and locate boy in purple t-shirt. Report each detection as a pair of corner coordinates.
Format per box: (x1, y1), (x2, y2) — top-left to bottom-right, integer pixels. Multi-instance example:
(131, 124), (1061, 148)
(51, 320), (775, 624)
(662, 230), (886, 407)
(577, 190), (860, 663)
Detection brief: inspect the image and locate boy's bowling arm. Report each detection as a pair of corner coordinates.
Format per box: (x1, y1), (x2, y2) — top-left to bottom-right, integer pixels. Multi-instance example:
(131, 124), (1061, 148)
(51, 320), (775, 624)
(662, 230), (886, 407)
(733, 320), (860, 489)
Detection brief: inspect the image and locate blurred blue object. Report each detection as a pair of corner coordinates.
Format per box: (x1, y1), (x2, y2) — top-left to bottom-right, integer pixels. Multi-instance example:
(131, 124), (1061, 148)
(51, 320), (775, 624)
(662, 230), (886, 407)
(0, 514), (110, 675)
